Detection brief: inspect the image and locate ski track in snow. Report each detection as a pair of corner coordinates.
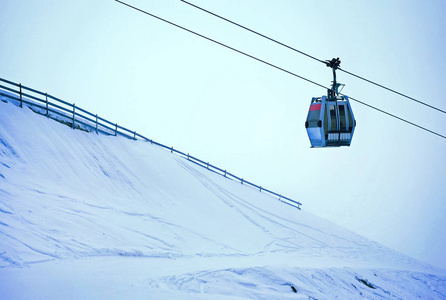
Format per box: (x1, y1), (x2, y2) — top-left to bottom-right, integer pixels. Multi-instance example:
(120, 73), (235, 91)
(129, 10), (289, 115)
(0, 98), (445, 299)
(177, 157), (386, 256)
(151, 266), (446, 300)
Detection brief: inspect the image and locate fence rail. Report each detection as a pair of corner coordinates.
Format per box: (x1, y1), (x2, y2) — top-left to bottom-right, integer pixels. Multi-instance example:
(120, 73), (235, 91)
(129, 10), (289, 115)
(0, 77), (302, 210)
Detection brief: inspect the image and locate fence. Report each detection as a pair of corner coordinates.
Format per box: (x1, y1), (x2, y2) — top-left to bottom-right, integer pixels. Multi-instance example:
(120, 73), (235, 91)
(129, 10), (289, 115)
(0, 77), (302, 210)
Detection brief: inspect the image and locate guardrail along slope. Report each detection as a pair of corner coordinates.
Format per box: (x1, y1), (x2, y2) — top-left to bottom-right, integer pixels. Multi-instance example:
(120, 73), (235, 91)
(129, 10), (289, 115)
(0, 77), (301, 209)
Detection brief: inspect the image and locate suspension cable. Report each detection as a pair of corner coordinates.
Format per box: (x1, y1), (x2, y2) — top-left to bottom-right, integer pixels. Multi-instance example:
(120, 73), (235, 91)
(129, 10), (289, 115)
(181, 0), (446, 115)
(180, 0), (325, 64)
(115, 0), (446, 140)
(338, 68), (446, 113)
(115, 0), (326, 89)
(345, 95), (446, 139)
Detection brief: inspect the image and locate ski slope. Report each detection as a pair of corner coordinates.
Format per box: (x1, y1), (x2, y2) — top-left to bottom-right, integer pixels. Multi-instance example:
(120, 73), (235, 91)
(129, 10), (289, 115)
(0, 98), (445, 299)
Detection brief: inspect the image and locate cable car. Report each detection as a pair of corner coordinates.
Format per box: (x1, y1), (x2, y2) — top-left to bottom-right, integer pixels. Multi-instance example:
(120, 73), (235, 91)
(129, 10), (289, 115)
(305, 58), (356, 147)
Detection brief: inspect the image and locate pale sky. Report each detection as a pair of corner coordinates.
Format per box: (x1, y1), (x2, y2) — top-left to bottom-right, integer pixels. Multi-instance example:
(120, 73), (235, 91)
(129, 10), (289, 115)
(1, 0), (445, 268)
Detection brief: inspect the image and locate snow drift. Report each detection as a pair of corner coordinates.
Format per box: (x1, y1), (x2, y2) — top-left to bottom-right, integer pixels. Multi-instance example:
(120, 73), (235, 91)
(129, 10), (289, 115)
(0, 98), (445, 299)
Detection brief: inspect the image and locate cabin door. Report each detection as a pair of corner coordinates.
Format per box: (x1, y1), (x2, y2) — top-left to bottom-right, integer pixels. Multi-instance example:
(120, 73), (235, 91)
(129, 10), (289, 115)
(326, 102), (339, 142)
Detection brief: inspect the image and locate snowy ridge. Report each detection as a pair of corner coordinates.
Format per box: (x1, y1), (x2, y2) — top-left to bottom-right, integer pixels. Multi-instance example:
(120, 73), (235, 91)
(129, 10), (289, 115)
(0, 98), (445, 299)
(0, 79), (301, 210)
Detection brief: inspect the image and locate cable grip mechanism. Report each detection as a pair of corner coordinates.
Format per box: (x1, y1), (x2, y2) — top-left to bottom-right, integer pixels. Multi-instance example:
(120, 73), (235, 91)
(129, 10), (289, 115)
(326, 57), (342, 99)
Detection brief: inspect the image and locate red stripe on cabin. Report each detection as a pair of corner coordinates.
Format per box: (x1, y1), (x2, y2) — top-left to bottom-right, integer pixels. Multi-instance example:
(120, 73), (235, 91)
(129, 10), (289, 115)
(310, 103), (321, 111)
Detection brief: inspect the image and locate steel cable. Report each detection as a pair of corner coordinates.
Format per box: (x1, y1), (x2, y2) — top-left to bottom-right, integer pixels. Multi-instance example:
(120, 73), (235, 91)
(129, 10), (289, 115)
(115, 0), (446, 140)
(181, 0), (446, 114)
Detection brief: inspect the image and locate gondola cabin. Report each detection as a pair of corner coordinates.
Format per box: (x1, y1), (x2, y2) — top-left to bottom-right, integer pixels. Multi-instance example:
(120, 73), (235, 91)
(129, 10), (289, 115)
(305, 95), (355, 147)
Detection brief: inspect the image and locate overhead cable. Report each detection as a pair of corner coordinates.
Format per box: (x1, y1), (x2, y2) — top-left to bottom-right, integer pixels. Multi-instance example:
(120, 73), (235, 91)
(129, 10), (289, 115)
(338, 68), (446, 114)
(181, 0), (446, 115)
(115, 0), (446, 140)
(115, 0), (327, 90)
(180, 0), (325, 64)
(345, 95), (446, 139)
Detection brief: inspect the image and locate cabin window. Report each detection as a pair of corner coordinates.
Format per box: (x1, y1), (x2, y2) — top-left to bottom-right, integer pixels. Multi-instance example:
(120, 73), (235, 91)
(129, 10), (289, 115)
(307, 104), (321, 127)
(324, 108), (328, 139)
(307, 109), (320, 127)
(329, 105), (337, 131)
(339, 105), (346, 130)
(348, 108), (354, 131)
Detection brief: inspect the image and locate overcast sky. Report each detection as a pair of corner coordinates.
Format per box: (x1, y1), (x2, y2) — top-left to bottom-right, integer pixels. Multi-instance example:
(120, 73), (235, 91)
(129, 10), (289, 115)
(1, 0), (445, 268)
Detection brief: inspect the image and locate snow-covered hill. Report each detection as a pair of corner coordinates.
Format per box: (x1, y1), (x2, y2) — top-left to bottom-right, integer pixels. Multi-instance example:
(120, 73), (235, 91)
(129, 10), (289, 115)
(0, 98), (445, 299)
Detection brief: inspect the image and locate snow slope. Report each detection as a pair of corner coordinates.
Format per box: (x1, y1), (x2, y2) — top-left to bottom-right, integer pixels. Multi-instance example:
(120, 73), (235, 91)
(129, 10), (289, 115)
(0, 98), (445, 299)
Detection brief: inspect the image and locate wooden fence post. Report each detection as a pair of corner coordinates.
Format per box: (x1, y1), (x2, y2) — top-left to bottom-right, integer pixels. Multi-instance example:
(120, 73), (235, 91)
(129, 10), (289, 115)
(241, 178), (244, 185)
(224, 170), (227, 177)
(259, 186), (262, 192)
(72, 103), (75, 129)
(19, 83), (22, 108)
(133, 131), (136, 140)
(115, 123), (118, 136)
(95, 114), (98, 133)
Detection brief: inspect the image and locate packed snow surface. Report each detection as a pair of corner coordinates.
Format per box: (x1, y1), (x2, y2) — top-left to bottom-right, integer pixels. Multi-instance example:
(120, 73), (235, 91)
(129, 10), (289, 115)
(0, 98), (445, 299)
